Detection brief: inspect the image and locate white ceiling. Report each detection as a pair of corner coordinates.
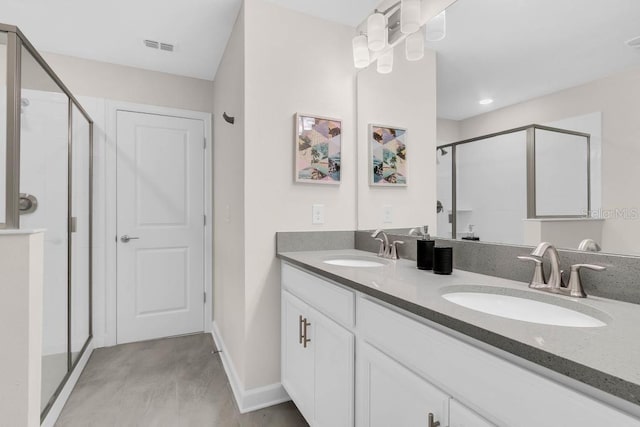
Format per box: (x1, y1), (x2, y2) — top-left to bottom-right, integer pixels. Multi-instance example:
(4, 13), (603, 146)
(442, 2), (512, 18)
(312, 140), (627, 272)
(264, 0), (380, 27)
(0, 0), (242, 80)
(431, 0), (640, 120)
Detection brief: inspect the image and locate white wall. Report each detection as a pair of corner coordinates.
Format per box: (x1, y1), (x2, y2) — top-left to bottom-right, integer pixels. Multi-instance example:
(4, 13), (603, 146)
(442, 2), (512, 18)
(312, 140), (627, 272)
(41, 52), (214, 114)
(357, 48), (438, 231)
(0, 231), (44, 427)
(457, 65), (640, 254)
(437, 118), (461, 145)
(212, 4), (247, 385)
(242, 0), (357, 390)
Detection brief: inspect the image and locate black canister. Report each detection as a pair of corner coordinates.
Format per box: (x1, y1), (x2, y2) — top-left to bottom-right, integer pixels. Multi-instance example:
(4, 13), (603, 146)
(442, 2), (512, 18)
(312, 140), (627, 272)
(416, 239), (435, 270)
(433, 247), (453, 275)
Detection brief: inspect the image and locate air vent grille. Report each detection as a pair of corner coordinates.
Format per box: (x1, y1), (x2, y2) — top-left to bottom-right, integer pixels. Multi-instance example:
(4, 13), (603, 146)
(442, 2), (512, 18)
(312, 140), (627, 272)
(143, 39), (159, 49)
(160, 43), (174, 52)
(626, 36), (640, 49)
(143, 39), (175, 52)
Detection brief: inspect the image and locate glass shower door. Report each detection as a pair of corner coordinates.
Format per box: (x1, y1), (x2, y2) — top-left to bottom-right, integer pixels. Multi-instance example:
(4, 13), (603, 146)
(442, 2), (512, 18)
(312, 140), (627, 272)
(19, 44), (71, 413)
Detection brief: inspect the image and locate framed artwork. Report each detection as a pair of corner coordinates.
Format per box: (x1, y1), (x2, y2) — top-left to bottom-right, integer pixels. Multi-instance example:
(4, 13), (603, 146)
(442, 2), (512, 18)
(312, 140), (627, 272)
(369, 124), (407, 186)
(295, 113), (342, 184)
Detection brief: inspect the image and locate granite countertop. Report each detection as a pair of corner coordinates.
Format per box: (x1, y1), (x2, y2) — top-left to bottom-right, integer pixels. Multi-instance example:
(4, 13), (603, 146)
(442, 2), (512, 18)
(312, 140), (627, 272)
(278, 249), (640, 409)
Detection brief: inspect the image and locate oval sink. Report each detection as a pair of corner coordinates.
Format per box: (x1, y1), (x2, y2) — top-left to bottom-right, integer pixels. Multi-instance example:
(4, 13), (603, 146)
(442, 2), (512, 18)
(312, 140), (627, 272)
(442, 291), (607, 328)
(323, 256), (388, 268)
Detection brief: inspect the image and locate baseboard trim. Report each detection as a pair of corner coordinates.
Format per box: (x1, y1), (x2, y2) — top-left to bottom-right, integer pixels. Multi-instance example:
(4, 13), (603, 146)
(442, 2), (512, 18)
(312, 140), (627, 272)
(41, 339), (94, 427)
(211, 322), (290, 414)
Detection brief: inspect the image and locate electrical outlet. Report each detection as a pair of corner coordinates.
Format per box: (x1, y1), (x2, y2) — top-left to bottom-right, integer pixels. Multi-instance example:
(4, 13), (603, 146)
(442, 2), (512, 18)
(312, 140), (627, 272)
(312, 204), (325, 224)
(383, 205), (393, 223)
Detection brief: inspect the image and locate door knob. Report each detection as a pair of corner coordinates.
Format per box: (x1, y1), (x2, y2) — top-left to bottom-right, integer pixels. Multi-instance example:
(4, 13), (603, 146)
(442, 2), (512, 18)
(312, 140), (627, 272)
(428, 413), (440, 427)
(120, 235), (140, 243)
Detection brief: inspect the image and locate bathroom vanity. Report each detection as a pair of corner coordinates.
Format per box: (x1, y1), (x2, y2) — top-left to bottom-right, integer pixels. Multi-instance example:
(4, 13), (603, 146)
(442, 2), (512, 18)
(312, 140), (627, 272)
(279, 249), (640, 427)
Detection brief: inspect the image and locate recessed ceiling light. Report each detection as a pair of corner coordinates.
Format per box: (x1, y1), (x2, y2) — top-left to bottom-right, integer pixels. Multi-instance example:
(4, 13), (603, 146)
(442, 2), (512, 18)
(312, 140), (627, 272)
(479, 98), (494, 105)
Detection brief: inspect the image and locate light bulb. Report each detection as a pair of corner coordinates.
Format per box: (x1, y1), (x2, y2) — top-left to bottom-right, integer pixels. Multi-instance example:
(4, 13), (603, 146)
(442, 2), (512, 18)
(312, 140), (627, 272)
(401, 0), (421, 34)
(377, 48), (394, 74)
(352, 35), (370, 68)
(426, 10), (446, 42)
(367, 13), (387, 51)
(405, 30), (424, 61)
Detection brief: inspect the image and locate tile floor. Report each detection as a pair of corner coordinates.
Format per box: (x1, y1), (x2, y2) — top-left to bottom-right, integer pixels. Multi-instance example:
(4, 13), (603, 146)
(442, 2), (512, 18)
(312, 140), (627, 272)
(55, 333), (308, 426)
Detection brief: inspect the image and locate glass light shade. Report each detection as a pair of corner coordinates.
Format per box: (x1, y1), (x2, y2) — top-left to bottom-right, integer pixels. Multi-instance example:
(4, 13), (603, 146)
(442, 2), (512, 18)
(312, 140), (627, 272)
(426, 10), (446, 42)
(367, 13), (387, 51)
(377, 48), (394, 74)
(352, 35), (370, 68)
(401, 0), (421, 34)
(405, 30), (424, 61)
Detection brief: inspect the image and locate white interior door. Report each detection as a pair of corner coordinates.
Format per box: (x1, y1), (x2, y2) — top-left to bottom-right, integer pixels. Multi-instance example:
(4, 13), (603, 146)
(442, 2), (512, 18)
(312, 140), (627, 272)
(116, 111), (205, 344)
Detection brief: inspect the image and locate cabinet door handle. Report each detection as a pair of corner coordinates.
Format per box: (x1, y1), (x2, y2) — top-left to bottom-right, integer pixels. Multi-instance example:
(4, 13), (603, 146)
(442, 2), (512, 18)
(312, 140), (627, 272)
(299, 315), (304, 344)
(302, 318), (311, 348)
(428, 413), (440, 427)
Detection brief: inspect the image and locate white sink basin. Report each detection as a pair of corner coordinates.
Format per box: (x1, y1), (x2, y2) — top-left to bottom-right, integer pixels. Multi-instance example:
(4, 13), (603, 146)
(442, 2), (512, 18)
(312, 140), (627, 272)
(442, 291), (607, 328)
(323, 256), (388, 268)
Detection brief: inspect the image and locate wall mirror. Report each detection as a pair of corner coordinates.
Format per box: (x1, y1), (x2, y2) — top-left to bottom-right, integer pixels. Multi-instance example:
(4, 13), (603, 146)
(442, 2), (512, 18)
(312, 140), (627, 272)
(356, 0), (640, 257)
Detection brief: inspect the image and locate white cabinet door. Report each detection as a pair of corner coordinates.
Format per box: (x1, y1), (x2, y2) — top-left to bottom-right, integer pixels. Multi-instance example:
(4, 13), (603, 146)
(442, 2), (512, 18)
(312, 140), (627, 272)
(313, 305), (355, 427)
(450, 400), (495, 427)
(282, 290), (354, 427)
(282, 291), (314, 423)
(357, 340), (449, 427)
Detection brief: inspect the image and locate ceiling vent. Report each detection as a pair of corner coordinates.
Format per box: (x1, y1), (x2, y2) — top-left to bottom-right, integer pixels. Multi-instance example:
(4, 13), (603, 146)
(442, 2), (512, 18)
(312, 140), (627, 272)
(160, 43), (175, 52)
(626, 36), (640, 49)
(143, 39), (175, 52)
(143, 39), (159, 49)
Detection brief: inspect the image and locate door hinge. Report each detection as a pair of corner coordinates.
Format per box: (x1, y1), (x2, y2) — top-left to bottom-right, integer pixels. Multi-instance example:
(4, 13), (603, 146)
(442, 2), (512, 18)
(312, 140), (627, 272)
(203, 214), (207, 226)
(203, 137), (207, 149)
(204, 292), (207, 303)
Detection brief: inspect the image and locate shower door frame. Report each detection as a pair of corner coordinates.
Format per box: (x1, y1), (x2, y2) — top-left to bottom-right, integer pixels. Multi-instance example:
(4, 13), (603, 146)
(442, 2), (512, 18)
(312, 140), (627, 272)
(437, 123), (591, 239)
(0, 23), (94, 422)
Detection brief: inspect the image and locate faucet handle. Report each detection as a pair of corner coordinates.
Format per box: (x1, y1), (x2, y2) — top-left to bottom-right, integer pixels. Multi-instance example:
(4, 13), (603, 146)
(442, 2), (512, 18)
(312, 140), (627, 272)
(517, 255), (547, 289)
(566, 264), (606, 298)
(390, 240), (404, 260)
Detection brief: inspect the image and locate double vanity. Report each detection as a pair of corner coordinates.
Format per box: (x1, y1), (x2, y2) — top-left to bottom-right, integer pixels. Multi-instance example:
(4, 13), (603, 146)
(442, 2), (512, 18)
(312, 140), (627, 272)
(278, 238), (640, 426)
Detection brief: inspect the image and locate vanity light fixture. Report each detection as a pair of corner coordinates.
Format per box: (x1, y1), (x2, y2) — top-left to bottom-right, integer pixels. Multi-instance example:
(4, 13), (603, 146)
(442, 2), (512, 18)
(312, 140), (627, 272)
(377, 48), (394, 74)
(425, 10), (446, 42)
(352, 34), (370, 68)
(367, 12), (387, 51)
(354, 2), (445, 73)
(401, 0), (421, 34)
(479, 98), (494, 105)
(405, 29), (425, 61)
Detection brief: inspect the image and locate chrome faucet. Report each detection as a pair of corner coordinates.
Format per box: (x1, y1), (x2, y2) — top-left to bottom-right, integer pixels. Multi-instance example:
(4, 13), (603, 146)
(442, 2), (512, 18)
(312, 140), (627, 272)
(518, 242), (606, 298)
(371, 229), (404, 260)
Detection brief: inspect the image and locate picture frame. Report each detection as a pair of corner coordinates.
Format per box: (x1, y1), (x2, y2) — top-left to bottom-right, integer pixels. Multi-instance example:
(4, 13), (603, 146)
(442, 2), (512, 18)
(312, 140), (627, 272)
(295, 113), (342, 184)
(369, 124), (407, 186)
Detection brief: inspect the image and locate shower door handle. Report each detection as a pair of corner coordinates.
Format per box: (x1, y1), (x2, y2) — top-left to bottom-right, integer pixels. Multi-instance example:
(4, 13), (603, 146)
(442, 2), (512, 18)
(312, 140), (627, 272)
(120, 235), (140, 243)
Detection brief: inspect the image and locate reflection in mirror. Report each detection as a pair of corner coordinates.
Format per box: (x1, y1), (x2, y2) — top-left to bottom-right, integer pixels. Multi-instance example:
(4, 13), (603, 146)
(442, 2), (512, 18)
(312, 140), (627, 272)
(423, 0), (640, 256)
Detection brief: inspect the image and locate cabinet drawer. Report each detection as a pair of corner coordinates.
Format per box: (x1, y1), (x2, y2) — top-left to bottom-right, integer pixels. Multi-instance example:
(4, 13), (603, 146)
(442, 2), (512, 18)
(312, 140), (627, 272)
(282, 263), (355, 328)
(357, 296), (639, 427)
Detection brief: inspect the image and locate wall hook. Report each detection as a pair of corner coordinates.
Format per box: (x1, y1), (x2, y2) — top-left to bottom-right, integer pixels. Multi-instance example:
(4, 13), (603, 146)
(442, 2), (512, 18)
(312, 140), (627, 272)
(223, 112), (235, 124)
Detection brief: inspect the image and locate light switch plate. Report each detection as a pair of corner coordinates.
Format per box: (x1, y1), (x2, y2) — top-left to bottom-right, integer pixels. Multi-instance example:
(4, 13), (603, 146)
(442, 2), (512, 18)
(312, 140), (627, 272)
(312, 204), (325, 224)
(383, 205), (393, 223)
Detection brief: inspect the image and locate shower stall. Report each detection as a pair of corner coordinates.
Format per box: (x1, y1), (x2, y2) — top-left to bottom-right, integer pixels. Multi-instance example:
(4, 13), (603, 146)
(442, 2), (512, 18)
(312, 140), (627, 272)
(437, 124), (592, 244)
(0, 24), (93, 420)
